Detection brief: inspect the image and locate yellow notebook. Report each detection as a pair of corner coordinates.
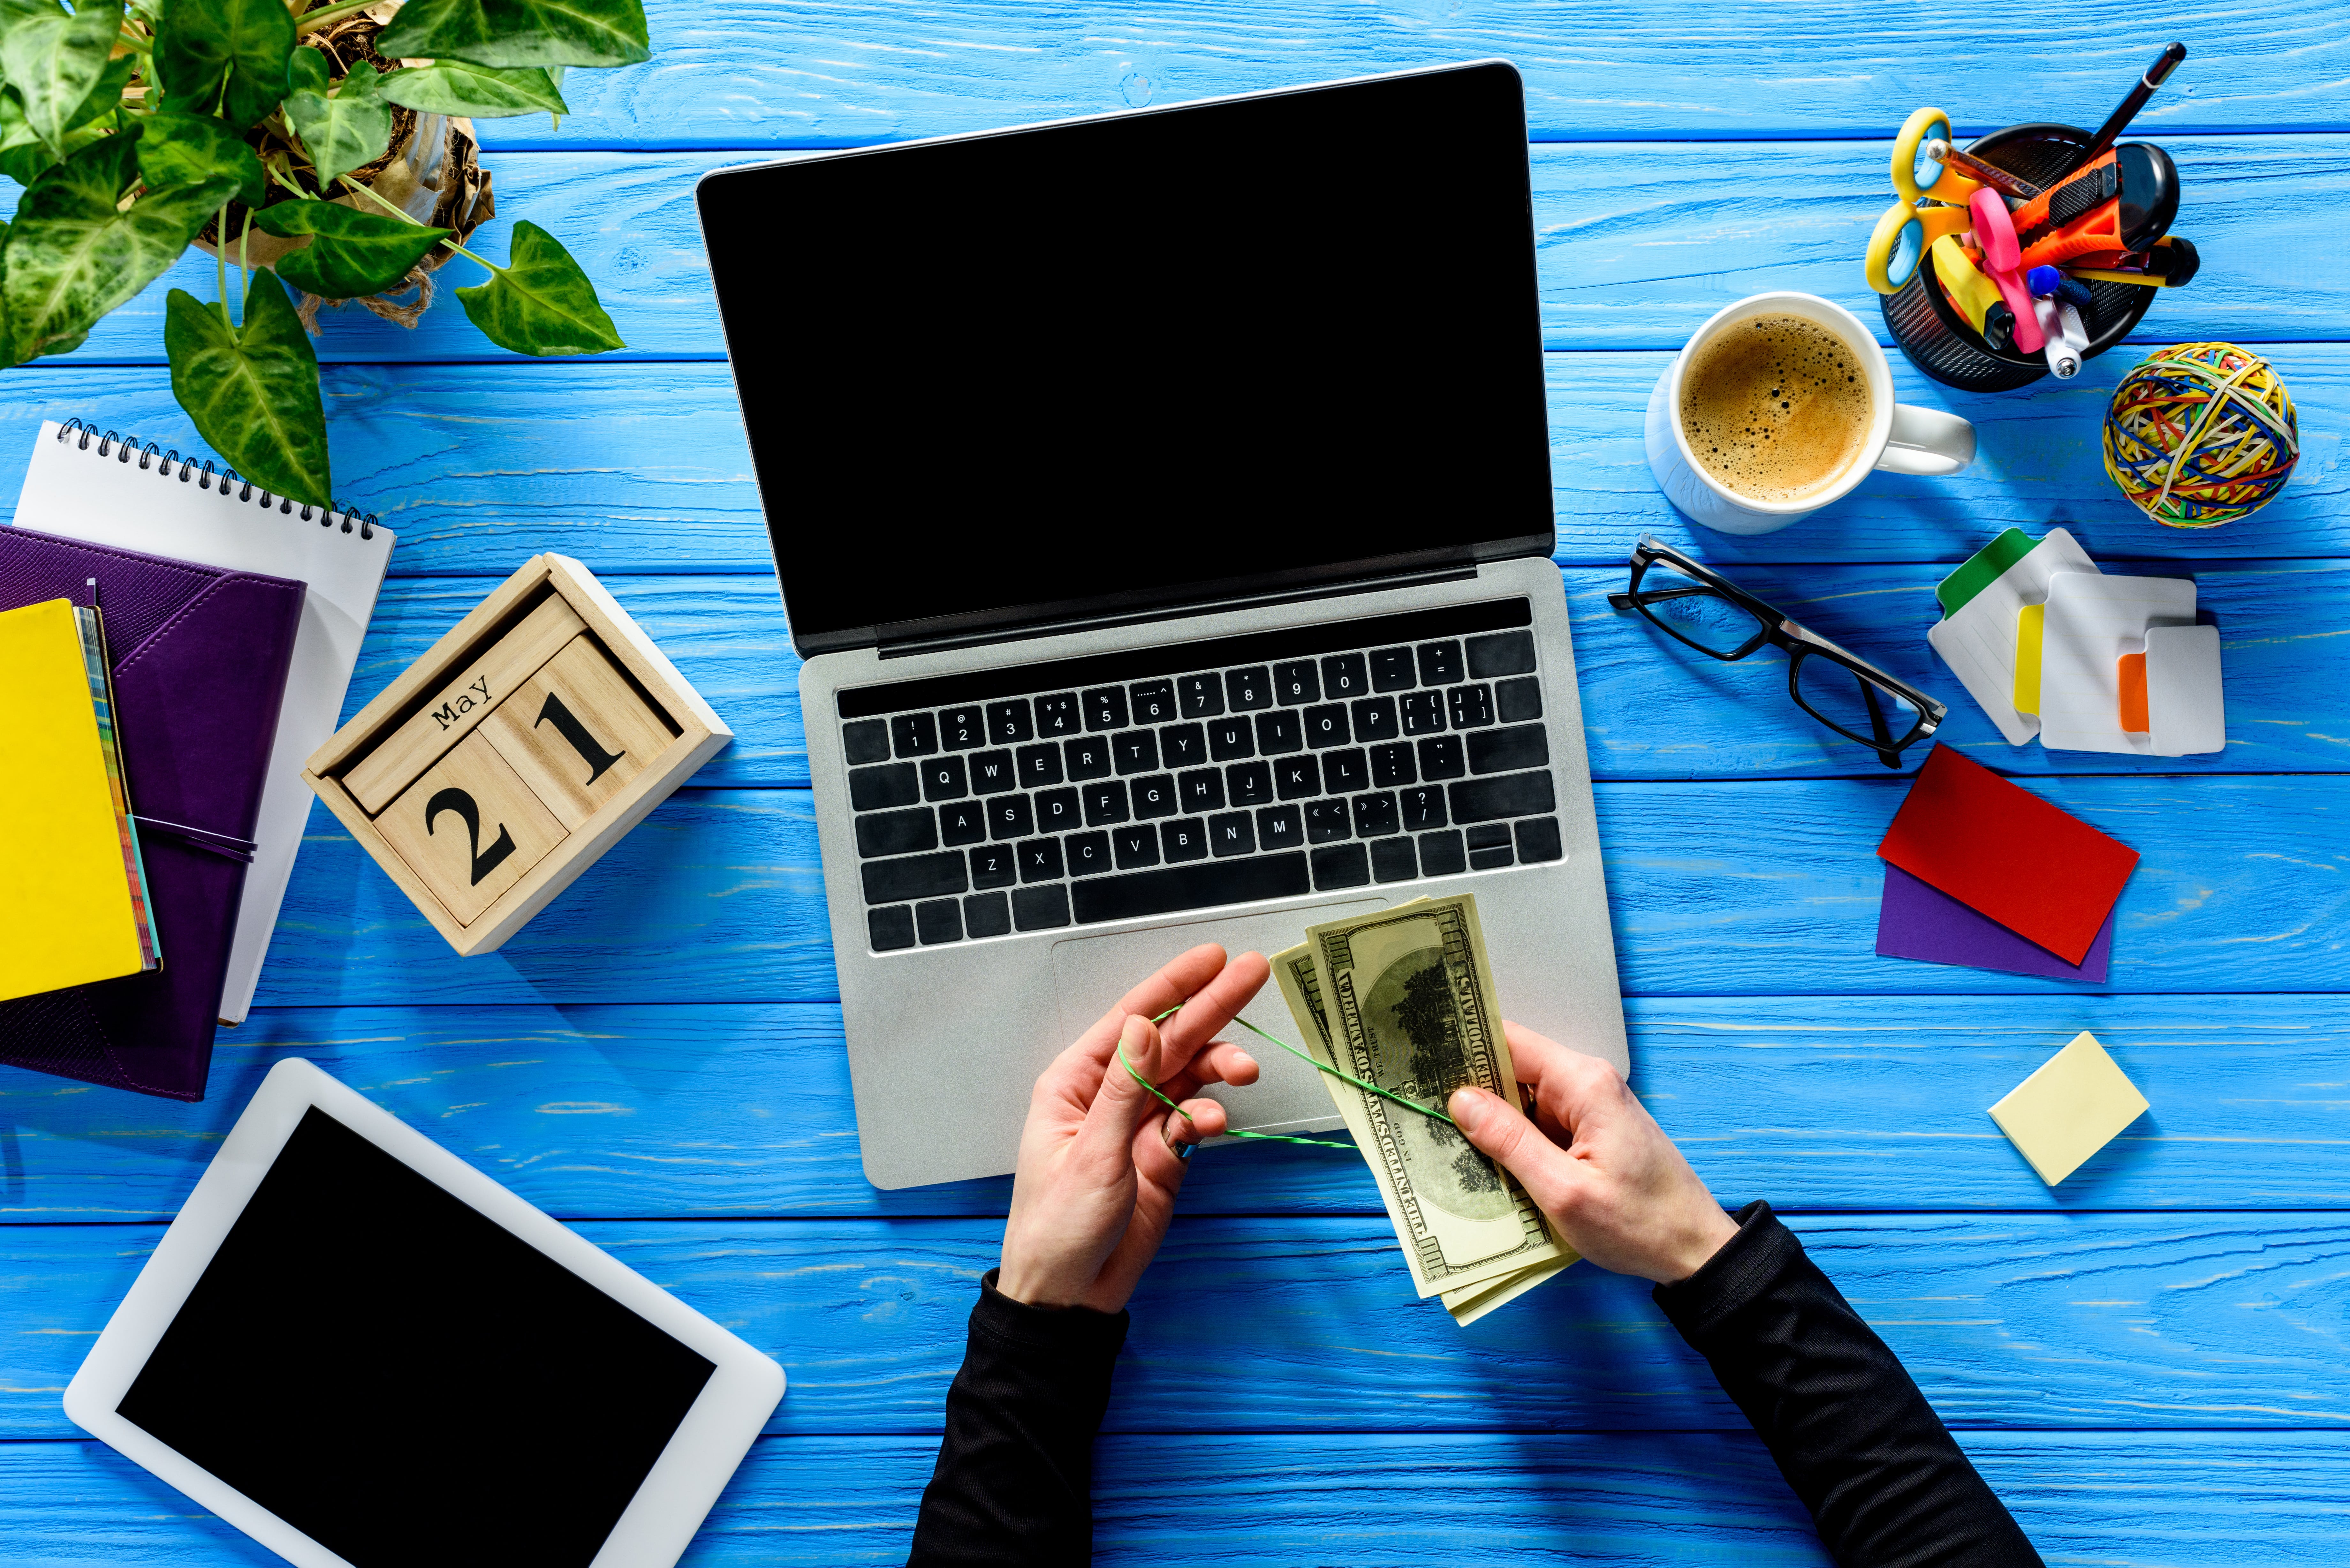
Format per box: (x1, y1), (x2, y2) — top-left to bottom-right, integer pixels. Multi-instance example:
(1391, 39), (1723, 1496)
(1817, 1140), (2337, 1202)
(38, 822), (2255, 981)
(0, 597), (160, 1001)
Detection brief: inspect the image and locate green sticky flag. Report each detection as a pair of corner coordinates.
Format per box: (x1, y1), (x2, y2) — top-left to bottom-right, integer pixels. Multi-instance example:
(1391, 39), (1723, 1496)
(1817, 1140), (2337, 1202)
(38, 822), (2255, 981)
(1936, 528), (2039, 619)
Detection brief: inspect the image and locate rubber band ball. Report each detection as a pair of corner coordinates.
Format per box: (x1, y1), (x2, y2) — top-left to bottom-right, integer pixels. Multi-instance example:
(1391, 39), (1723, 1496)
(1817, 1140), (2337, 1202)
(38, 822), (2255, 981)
(2103, 343), (2299, 527)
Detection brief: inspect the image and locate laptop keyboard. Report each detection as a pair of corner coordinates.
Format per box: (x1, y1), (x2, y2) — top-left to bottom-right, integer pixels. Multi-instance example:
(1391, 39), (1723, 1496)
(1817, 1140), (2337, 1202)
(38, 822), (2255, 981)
(836, 599), (1563, 951)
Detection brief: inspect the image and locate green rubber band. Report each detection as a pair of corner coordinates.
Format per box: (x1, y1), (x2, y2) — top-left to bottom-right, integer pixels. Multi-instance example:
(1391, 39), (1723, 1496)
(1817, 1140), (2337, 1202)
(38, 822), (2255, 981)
(1150, 1004), (1458, 1128)
(1117, 1044), (1355, 1149)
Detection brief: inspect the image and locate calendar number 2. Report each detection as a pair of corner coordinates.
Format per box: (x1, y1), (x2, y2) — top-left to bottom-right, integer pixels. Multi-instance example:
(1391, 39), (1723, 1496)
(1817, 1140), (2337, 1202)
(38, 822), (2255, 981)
(426, 787), (519, 886)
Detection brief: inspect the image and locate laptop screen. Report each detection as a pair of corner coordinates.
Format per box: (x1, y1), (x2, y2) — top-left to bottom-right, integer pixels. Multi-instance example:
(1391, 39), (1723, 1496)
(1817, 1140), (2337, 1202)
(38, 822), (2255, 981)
(700, 61), (1552, 655)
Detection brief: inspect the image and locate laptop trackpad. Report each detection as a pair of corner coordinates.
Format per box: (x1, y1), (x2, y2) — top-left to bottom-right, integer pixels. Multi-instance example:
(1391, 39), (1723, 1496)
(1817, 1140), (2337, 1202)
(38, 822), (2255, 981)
(1049, 898), (1385, 1136)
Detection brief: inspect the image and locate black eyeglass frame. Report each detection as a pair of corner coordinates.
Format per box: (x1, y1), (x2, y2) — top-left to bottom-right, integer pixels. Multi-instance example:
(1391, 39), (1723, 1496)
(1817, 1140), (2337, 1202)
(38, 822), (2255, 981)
(1606, 534), (1947, 768)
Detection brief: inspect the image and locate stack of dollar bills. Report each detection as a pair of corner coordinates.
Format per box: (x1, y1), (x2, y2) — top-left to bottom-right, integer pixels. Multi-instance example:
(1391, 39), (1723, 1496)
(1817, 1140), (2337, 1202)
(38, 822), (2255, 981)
(1273, 893), (1578, 1326)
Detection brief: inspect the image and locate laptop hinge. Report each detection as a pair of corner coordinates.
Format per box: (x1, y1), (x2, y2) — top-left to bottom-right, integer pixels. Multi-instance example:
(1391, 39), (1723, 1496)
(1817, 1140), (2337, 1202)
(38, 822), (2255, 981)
(874, 565), (1481, 660)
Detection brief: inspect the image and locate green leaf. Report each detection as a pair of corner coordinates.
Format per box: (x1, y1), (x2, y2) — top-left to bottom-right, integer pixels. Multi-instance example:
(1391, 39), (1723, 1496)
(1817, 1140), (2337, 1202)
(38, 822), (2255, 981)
(136, 109), (265, 204)
(254, 199), (448, 298)
(284, 37), (325, 94)
(0, 0), (121, 154)
(378, 59), (566, 118)
(163, 275), (330, 507)
(153, 0), (291, 129)
(284, 57), (389, 186)
(456, 219), (624, 355)
(65, 48), (135, 132)
(0, 86), (54, 184)
(375, 0), (648, 71)
(3, 129), (231, 361)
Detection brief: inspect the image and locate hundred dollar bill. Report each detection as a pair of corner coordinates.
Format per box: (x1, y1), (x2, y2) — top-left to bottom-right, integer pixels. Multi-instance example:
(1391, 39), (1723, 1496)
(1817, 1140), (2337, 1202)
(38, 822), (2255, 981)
(1303, 894), (1570, 1299)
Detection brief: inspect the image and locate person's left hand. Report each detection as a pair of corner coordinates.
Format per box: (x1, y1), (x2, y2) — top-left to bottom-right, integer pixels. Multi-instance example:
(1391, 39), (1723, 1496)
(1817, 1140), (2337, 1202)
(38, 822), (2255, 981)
(997, 943), (1270, 1313)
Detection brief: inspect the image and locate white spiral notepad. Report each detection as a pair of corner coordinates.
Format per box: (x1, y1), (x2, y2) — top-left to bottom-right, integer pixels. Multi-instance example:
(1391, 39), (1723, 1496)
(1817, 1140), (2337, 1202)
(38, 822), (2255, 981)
(10, 422), (395, 1023)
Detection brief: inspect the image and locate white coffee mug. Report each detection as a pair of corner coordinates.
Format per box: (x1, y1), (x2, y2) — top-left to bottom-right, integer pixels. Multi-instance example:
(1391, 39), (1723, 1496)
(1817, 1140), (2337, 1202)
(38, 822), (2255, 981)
(1644, 291), (1976, 536)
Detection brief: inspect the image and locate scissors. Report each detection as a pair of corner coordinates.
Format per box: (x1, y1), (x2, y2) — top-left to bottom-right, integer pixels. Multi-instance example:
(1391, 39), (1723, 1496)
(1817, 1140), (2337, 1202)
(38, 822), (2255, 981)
(1865, 107), (1984, 294)
(1890, 106), (1984, 205)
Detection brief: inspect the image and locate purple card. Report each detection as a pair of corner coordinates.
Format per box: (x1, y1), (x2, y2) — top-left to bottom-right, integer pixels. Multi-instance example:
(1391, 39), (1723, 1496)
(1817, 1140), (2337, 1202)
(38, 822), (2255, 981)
(1876, 864), (2113, 983)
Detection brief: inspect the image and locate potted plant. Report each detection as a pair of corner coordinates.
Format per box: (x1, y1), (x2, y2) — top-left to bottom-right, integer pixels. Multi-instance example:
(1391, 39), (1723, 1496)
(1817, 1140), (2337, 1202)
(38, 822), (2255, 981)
(0, 0), (643, 507)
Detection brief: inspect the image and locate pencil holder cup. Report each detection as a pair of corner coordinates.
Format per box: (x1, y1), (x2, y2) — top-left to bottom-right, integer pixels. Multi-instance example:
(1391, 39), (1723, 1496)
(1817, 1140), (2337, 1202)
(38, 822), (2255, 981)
(1882, 123), (2159, 393)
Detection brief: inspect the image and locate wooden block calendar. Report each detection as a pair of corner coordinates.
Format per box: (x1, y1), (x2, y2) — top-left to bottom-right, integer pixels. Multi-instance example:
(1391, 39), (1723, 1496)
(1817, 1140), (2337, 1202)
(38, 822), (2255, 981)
(303, 555), (731, 956)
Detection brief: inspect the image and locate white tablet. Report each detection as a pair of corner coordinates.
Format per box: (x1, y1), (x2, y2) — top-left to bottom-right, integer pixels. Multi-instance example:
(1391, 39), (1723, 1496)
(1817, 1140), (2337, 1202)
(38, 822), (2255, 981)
(65, 1059), (785, 1568)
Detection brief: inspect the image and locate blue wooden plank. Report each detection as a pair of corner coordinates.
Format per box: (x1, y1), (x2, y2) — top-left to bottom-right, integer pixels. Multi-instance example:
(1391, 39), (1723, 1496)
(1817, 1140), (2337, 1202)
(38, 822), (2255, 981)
(9, 994), (2346, 1223)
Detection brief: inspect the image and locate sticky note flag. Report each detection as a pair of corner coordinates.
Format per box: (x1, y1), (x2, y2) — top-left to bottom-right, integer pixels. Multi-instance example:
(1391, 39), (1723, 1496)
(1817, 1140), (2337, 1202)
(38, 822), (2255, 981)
(1927, 527), (2099, 746)
(2012, 603), (2045, 716)
(2035, 570), (2196, 756)
(1988, 1031), (2150, 1185)
(2143, 623), (2225, 757)
(1877, 745), (2139, 966)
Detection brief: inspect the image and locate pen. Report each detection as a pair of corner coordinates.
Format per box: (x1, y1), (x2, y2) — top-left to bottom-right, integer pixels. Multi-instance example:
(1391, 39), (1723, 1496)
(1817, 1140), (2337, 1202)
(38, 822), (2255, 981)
(1923, 139), (2042, 203)
(2075, 43), (2188, 170)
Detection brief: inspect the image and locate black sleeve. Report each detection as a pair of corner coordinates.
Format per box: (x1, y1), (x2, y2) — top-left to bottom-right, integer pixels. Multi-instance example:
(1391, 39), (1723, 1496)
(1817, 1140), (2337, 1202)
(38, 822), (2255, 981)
(1654, 1201), (2043, 1568)
(907, 1269), (1128, 1568)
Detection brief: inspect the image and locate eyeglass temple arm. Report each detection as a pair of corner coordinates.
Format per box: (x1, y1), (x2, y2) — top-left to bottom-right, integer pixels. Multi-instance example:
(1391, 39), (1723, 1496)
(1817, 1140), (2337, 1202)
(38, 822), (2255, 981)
(1608, 585), (1717, 610)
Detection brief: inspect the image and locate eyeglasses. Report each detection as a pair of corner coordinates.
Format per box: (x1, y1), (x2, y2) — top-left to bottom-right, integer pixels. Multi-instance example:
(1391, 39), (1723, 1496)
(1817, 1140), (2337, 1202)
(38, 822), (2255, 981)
(1607, 535), (1946, 768)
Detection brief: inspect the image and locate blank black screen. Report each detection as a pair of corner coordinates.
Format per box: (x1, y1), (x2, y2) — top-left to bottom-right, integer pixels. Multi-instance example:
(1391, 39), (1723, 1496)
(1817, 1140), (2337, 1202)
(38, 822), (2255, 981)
(118, 1108), (716, 1568)
(700, 61), (1552, 652)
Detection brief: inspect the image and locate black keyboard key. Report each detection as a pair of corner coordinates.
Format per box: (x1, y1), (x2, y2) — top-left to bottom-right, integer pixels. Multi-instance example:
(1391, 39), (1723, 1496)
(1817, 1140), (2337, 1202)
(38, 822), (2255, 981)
(1516, 817), (1564, 863)
(1070, 852), (1310, 924)
(1275, 755), (1321, 801)
(869, 905), (915, 951)
(1159, 722), (1208, 770)
(1274, 660), (1321, 705)
(1178, 673), (1224, 718)
(1497, 676), (1543, 724)
(921, 756), (968, 802)
(1178, 768), (1226, 813)
(970, 844), (1017, 889)
(1350, 696), (1399, 745)
(1113, 825), (1159, 869)
(1450, 770), (1555, 824)
(1254, 710), (1302, 754)
(1082, 780), (1130, 826)
(1469, 723), (1550, 775)
(1418, 735), (1466, 780)
(857, 807), (938, 858)
(1399, 691), (1446, 735)
(1035, 693), (1080, 736)
(1368, 646), (1415, 692)
(1130, 680), (1177, 724)
(986, 700), (1035, 745)
(1256, 803), (1303, 849)
(850, 761), (920, 810)
(892, 712), (939, 758)
(1399, 785), (1448, 832)
(1114, 730), (1160, 774)
(1016, 743), (1064, 787)
(1312, 843), (1370, 891)
(1352, 791), (1399, 837)
(969, 749), (1017, 794)
(843, 720), (890, 765)
(1320, 747), (1369, 794)
(1371, 837), (1417, 884)
(989, 795), (1034, 841)
(1466, 824), (1511, 852)
(1018, 837), (1065, 882)
(1035, 787), (1081, 833)
(1065, 736), (1112, 780)
(1130, 774), (1178, 818)
(1209, 811), (1256, 857)
(940, 706), (985, 750)
(916, 898), (963, 944)
(1417, 641), (1463, 686)
(1084, 686), (1129, 732)
(1207, 718), (1254, 762)
(1226, 667), (1272, 711)
(1066, 830), (1113, 877)
(965, 890), (1012, 937)
(1320, 652), (1369, 699)
(1467, 629), (1537, 679)
(1370, 742), (1417, 787)
(1303, 703), (1351, 749)
(1227, 761), (1273, 808)
(940, 802), (987, 847)
(1161, 819), (1208, 862)
(1304, 799), (1352, 844)
(1418, 829), (1466, 876)
(1448, 682), (1494, 730)
(1014, 884), (1071, 931)
(861, 850), (967, 904)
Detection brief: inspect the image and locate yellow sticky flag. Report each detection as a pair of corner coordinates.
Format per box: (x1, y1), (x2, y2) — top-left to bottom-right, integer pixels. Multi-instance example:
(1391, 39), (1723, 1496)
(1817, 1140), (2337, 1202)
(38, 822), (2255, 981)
(2012, 602), (2045, 716)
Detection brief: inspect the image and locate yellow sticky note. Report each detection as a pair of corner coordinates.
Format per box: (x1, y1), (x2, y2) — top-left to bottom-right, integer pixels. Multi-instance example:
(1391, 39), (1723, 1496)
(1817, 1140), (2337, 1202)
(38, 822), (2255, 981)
(1988, 1031), (2149, 1186)
(2013, 602), (2045, 716)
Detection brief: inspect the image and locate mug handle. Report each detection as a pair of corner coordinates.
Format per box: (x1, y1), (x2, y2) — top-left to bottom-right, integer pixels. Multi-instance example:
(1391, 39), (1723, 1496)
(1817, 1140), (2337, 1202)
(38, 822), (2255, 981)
(1875, 403), (1976, 476)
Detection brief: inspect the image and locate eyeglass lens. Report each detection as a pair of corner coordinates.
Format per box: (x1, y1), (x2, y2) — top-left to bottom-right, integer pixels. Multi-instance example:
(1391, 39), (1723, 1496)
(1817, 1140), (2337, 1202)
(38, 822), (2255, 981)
(1791, 651), (1924, 748)
(1633, 555), (1768, 658)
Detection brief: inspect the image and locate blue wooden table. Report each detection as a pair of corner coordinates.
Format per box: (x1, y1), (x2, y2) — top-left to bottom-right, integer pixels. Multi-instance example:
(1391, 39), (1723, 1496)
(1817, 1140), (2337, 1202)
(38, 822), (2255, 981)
(5, 6), (2348, 1561)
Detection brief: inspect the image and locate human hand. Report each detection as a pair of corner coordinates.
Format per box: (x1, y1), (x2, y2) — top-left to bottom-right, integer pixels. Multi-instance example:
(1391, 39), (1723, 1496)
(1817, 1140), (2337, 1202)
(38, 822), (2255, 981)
(997, 943), (1270, 1313)
(1447, 1021), (1737, 1284)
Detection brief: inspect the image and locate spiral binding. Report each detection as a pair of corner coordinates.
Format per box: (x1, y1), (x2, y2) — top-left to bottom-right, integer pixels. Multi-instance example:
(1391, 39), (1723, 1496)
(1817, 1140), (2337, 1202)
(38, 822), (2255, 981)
(53, 417), (377, 540)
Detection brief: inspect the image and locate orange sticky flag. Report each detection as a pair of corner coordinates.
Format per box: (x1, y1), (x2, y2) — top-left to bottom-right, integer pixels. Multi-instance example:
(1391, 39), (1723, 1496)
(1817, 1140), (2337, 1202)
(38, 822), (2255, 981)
(2117, 652), (2149, 733)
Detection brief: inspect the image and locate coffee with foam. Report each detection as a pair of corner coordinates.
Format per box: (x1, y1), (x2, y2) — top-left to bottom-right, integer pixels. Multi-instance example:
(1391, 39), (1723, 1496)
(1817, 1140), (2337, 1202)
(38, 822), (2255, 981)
(1679, 315), (1875, 503)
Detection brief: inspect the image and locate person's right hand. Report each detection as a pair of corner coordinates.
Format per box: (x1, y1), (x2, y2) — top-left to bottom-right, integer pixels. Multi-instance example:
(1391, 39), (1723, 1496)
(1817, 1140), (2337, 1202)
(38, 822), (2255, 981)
(1447, 1021), (1737, 1285)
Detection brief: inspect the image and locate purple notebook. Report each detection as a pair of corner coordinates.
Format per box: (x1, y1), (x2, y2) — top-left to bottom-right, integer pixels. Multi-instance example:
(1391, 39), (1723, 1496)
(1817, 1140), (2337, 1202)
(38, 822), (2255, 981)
(0, 526), (304, 1100)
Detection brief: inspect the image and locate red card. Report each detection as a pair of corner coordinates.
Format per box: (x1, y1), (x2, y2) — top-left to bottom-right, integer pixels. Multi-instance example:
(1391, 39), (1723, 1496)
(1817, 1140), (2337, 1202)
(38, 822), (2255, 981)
(1876, 746), (2138, 966)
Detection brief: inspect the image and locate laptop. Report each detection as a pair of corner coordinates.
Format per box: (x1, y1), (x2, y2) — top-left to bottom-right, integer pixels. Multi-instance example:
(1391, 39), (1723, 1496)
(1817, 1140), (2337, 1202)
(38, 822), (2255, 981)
(698, 59), (1629, 1189)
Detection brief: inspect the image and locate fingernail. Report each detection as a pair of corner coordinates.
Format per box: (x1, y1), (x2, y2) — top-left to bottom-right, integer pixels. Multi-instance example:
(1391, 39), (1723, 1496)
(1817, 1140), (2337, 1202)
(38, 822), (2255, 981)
(1449, 1087), (1487, 1130)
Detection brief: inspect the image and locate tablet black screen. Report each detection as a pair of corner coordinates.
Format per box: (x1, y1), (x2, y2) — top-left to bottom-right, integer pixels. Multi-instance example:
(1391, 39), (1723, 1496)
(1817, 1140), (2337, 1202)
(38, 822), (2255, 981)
(118, 1107), (717, 1567)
